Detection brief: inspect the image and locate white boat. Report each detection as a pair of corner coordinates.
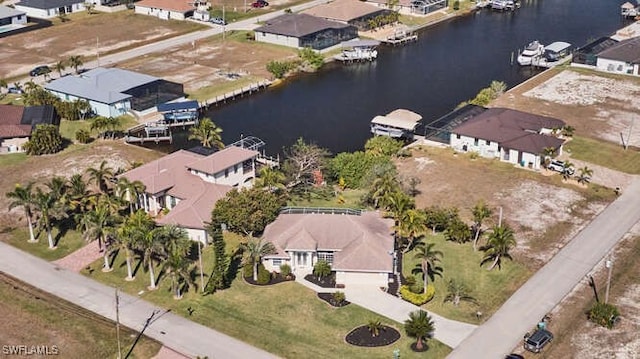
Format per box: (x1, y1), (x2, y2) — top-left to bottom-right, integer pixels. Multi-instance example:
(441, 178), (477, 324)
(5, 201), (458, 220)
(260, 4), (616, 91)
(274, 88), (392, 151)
(517, 40), (545, 66)
(491, 0), (515, 11)
(334, 40), (379, 62)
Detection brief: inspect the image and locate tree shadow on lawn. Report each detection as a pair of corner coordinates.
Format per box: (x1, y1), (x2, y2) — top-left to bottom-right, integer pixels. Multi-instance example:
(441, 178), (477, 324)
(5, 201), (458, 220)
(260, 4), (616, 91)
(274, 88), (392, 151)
(53, 216), (76, 247)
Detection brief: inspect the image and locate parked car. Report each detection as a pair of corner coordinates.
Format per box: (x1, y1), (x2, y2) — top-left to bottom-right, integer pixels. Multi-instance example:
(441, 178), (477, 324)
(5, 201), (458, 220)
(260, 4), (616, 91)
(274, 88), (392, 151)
(523, 328), (553, 353)
(505, 354), (524, 359)
(209, 17), (226, 25)
(547, 160), (575, 175)
(29, 65), (50, 77)
(251, 0), (268, 8)
(7, 87), (23, 94)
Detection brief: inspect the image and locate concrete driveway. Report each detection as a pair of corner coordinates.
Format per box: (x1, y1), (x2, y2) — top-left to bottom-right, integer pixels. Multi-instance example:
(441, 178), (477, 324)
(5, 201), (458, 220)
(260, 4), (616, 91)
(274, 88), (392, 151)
(448, 177), (640, 358)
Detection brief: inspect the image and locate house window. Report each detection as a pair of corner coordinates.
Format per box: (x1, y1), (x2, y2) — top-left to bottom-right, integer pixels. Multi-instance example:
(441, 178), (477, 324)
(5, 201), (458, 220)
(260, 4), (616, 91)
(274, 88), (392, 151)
(224, 168), (229, 178)
(272, 259), (282, 266)
(456, 134), (461, 139)
(234, 164), (239, 173)
(485, 140), (490, 146)
(317, 252), (334, 265)
(474, 138), (479, 146)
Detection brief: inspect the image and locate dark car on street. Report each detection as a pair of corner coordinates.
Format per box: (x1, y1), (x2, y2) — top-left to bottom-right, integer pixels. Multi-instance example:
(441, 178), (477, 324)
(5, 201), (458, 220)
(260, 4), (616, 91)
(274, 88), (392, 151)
(251, 0), (268, 8)
(523, 328), (553, 353)
(30, 65), (50, 77)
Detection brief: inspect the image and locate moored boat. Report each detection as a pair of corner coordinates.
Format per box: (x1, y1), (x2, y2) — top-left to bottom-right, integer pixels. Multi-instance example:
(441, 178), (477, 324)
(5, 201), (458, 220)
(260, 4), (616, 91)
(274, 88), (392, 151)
(517, 40), (545, 66)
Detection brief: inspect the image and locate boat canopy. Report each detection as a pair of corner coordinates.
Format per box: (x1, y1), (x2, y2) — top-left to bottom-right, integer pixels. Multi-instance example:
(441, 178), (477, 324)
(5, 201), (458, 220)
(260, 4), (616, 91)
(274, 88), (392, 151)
(371, 109), (422, 130)
(341, 39), (380, 48)
(544, 41), (571, 53)
(157, 100), (199, 113)
(621, 2), (635, 9)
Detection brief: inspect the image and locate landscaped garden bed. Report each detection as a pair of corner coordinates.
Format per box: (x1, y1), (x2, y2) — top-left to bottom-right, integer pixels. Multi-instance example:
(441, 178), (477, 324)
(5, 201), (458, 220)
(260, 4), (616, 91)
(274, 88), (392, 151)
(305, 273), (336, 288)
(317, 292), (350, 307)
(244, 272), (294, 286)
(345, 324), (401, 347)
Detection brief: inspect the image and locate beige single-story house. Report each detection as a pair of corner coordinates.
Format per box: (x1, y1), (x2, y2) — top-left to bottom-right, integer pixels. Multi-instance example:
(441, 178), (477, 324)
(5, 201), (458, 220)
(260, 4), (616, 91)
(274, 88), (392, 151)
(254, 13), (357, 50)
(262, 210), (395, 288)
(119, 146), (260, 243)
(0, 104), (60, 153)
(134, 0), (195, 20)
(301, 0), (392, 30)
(449, 108), (566, 170)
(596, 36), (640, 76)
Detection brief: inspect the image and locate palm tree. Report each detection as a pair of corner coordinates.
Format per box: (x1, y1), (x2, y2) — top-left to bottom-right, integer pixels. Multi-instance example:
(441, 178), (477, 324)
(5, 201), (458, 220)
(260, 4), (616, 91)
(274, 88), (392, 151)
(105, 116), (121, 139)
(386, 190), (415, 224)
(67, 173), (94, 214)
(33, 187), (67, 249)
(116, 177), (145, 214)
(412, 241), (443, 294)
(561, 125), (575, 137)
(80, 202), (119, 270)
(369, 171), (398, 209)
(163, 236), (194, 299)
(367, 319), (384, 337)
(118, 210), (155, 280)
(86, 160), (114, 194)
(561, 160), (574, 181)
(480, 225), (516, 270)
(6, 182), (37, 243)
(188, 118), (224, 149)
(53, 60), (66, 77)
(404, 310), (435, 351)
(44, 176), (68, 202)
(241, 236), (276, 282)
(313, 260), (332, 281)
(395, 208), (427, 252)
(255, 167), (286, 192)
(472, 200), (492, 250)
(135, 227), (167, 290)
(577, 166), (593, 185)
(90, 116), (109, 139)
(443, 279), (477, 306)
(68, 55), (84, 74)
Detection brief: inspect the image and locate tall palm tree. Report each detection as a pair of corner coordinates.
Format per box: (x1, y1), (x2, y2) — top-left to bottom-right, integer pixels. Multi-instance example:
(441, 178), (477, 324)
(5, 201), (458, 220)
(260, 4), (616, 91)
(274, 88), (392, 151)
(80, 202), (119, 270)
(241, 236), (276, 282)
(188, 117), (224, 149)
(68, 55), (84, 74)
(404, 310), (435, 351)
(117, 210), (155, 280)
(6, 182), (37, 243)
(116, 177), (145, 214)
(472, 200), (492, 251)
(412, 241), (443, 294)
(33, 187), (67, 249)
(135, 227), (167, 290)
(369, 171), (398, 209)
(90, 116), (109, 139)
(480, 225), (516, 271)
(255, 167), (286, 192)
(44, 176), (68, 202)
(577, 166), (593, 185)
(395, 208), (427, 252)
(443, 279), (477, 306)
(386, 190), (415, 224)
(54, 60), (66, 77)
(67, 173), (94, 213)
(86, 160), (114, 194)
(163, 236), (194, 299)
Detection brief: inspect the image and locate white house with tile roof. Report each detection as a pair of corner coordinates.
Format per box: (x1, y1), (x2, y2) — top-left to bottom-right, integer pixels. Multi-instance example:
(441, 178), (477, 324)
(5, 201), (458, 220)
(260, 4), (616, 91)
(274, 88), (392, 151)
(120, 146), (259, 243)
(262, 211), (395, 288)
(14, 0), (85, 18)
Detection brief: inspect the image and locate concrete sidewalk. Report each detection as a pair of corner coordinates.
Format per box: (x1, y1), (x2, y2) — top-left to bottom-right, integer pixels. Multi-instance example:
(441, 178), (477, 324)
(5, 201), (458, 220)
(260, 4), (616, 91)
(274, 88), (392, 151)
(344, 285), (477, 349)
(448, 177), (640, 358)
(0, 242), (278, 359)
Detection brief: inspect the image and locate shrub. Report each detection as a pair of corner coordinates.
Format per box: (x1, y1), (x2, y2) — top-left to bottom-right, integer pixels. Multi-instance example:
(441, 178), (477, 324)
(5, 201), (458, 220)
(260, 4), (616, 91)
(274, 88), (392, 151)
(75, 129), (91, 144)
(257, 263), (271, 284)
(280, 263), (292, 277)
(332, 291), (346, 304)
(24, 124), (63, 155)
(588, 302), (620, 329)
(266, 60), (296, 79)
(313, 260), (332, 281)
(298, 47), (324, 70)
(400, 284), (435, 305)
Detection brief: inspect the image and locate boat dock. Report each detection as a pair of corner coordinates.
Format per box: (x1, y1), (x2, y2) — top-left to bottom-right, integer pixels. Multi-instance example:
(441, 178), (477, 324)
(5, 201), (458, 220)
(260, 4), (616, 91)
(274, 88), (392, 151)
(201, 80), (272, 108)
(383, 29), (418, 46)
(334, 39), (380, 63)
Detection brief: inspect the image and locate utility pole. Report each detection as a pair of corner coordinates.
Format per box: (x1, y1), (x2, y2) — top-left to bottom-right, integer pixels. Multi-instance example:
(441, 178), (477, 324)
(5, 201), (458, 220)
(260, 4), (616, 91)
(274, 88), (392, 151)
(198, 240), (205, 292)
(605, 258), (613, 304)
(222, 5), (226, 42)
(115, 287), (122, 359)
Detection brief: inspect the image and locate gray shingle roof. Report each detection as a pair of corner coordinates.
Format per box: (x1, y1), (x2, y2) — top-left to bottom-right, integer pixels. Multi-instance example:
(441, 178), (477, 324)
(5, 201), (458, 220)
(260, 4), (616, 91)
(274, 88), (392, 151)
(598, 36), (640, 63)
(255, 13), (352, 37)
(45, 67), (159, 105)
(0, 5), (26, 18)
(15, 0), (83, 9)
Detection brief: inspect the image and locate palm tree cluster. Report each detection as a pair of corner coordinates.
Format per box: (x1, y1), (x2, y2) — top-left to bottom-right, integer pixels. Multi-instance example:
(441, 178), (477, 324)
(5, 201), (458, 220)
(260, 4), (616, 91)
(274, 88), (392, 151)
(6, 160), (200, 298)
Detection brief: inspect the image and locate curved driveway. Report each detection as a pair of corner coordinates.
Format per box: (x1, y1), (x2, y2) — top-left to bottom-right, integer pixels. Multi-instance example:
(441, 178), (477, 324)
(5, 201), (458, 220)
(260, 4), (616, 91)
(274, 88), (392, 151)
(448, 177), (640, 358)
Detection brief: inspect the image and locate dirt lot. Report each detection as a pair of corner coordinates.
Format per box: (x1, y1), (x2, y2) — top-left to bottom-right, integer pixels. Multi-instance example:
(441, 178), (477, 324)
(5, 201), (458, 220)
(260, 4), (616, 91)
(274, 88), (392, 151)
(396, 146), (615, 269)
(492, 67), (640, 148)
(0, 11), (205, 79)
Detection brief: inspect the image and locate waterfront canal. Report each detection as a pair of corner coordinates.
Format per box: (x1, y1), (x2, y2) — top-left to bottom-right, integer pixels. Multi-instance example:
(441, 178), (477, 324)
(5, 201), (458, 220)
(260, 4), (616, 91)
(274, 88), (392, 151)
(194, 0), (627, 154)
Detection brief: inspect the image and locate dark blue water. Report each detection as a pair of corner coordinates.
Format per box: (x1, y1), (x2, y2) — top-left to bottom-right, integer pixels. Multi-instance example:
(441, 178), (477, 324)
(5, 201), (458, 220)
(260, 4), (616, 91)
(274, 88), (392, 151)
(197, 0), (626, 154)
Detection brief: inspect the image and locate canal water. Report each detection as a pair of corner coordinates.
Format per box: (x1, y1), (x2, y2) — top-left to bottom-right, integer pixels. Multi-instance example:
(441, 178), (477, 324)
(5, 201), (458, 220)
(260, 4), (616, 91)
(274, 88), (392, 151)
(173, 0), (629, 155)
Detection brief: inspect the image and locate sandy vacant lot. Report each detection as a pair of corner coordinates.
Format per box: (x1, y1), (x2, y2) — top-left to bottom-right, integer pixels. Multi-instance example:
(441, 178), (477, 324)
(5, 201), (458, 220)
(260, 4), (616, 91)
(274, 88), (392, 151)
(0, 11), (205, 79)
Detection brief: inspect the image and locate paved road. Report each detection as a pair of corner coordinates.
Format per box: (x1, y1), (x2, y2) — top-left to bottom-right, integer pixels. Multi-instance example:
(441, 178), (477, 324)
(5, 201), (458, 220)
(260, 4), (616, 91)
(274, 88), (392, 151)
(448, 177), (640, 358)
(0, 242), (278, 359)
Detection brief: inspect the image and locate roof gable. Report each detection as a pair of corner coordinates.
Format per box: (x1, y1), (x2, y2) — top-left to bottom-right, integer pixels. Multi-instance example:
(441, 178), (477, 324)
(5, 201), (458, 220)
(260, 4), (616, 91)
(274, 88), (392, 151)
(301, 0), (385, 22)
(187, 146), (259, 175)
(598, 36), (640, 63)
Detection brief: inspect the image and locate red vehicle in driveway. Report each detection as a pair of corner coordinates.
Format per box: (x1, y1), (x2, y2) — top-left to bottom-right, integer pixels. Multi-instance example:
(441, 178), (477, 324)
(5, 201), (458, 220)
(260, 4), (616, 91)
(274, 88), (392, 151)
(251, 0), (268, 7)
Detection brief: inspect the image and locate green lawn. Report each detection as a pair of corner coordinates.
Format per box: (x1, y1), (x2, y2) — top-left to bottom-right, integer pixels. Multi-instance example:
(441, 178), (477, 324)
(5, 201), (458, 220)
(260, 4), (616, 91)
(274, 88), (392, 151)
(82, 234), (450, 359)
(288, 189), (368, 209)
(0, 152), (27, 167)
(565, 136), (640, 174)
(403, 234), (531, 324)
(5, 227), (87, 261)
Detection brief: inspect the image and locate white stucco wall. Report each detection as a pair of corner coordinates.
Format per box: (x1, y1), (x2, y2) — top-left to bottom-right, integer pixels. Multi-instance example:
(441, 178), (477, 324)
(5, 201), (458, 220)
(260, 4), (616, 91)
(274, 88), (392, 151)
(255, 31), (300, 49)
(450, 134), (501, 159)
(192, 160), (256, 188)
(335, 271), (389, 288)
(596, 58), (639, 76)
(1, 137), (29, 152)
(135, 5), (187, 20)
(47, 89), (130, 117)
(184, 227), (208, 244)
(264, 257), (291, 272)
(15, 3), (85, 18)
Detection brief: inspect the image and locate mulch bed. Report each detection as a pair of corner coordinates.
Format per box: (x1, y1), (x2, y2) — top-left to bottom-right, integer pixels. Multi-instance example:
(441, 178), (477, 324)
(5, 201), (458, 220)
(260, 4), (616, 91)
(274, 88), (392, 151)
(304, 274), (336, 288)
(345, 325), (401, 347)
(317, 292), (350, 307)
(243, 273), (295, 286)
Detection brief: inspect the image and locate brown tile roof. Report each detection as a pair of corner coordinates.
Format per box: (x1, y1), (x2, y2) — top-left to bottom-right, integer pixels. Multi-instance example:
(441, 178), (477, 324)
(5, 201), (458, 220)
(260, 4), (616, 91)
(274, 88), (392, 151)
(135, 0), (195, 12)
(598, 36), (640, 63)
(262, 212), (394, 273)
(255, 13), (353, 37)
(157, 180), (231, 229)
(0, 105), (30, 139)
(451, 108), (566, 153)
(301, 0), (385, 22)
(187, 146), (258, 175)
(121, 149), (204, 194)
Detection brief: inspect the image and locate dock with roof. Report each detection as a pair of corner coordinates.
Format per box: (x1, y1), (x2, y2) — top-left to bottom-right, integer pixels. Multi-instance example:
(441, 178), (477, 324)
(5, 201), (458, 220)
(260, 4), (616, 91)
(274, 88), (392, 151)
(370, 109), (422, 139)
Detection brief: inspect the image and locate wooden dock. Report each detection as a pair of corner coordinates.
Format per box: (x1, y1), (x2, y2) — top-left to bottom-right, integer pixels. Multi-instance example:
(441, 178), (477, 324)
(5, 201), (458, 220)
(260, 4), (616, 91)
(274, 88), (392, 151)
(200, 80), (272, 108)
(124, 133), (173, 144)
(383, 33), (418, 46)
